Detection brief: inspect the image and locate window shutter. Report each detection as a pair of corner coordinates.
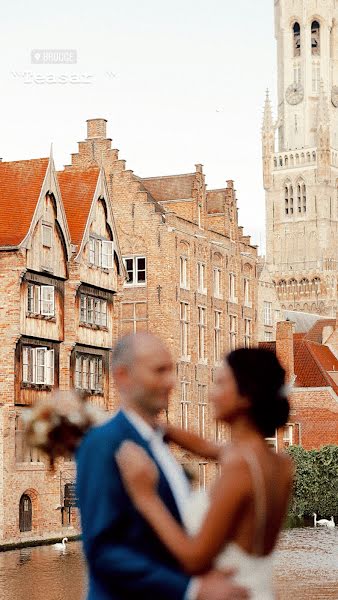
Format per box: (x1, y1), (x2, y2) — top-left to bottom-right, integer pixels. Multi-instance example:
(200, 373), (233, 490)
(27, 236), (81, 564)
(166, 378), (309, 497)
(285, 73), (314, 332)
(75, 355), (81, 388)
(98, 358), (103, 391)
(89, 238), (95, 264)
(80, 295), (87, 322)
(36, 348), (47, 384)
(41, 286), (54, 316)
(89, 359), (96, 390)
(34, 285), (41, 314)
(101, 301), (107, 327)
(46, 349), (54, 385)
(27, 285), (34, 313)
(102, 240), (113, 269)
(22, 347), (29, 382)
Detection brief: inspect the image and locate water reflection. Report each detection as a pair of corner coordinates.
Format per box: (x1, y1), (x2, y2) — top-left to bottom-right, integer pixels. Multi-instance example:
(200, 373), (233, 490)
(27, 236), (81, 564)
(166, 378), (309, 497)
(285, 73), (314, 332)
(0, 528), (337, 600)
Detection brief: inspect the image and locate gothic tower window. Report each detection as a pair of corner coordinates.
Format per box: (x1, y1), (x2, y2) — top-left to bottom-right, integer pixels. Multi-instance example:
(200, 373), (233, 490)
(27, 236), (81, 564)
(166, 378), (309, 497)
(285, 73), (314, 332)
(290, 184), (294, 215)
(297, 184), (301, 213)
(293, 22), (301, 57)
(285, 184), (289, 215)
(311, 21), (320, 56)
(302, 182), (306, 213)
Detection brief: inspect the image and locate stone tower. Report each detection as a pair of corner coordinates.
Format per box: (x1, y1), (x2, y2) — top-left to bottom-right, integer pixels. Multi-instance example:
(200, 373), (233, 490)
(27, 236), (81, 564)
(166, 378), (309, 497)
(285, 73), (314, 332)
(263, 0), (338, 316)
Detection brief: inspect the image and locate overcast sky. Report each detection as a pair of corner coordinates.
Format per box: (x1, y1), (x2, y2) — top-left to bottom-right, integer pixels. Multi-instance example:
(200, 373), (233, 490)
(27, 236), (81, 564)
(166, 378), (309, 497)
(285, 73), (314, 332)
(1, 0), (277, 251)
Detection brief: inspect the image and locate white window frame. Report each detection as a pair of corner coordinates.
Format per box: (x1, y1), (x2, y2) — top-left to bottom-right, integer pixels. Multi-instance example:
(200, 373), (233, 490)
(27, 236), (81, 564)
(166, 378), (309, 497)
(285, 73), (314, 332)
(180, 256), (189, 289)
(180, 302), (190, 360)
(229, 315), (237, 350)
(197, 262), (207, 294)
(244, 278), (251, 307)
(213, 267), (222, 298)
(180, 381), (190, 430)
(123, 256), (147, 286)
(198, 306), (207, 362)
(89, 237), (114, 270)
(42, 224), (53, 248)
(229, 273), (237, 303)
(22, 346), (54, 385)
(27, 284), (54, 317)
(264, 301), (273, 326)
(244, 318), (251, 348)
(264, 331), (273, 341)
(214, 310), (221, 364)
(75, 354), (103, 393)
(283, 424), (293, 446)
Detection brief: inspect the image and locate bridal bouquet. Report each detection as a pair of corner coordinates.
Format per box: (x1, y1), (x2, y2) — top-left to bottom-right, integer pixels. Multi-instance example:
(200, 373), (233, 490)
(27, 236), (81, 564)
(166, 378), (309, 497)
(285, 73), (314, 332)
(23, 390), (107, 466)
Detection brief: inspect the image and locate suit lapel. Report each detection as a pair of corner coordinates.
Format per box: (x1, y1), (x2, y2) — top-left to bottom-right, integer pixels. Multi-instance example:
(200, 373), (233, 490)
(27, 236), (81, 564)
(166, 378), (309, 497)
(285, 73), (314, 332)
(114, 411), (184, 524)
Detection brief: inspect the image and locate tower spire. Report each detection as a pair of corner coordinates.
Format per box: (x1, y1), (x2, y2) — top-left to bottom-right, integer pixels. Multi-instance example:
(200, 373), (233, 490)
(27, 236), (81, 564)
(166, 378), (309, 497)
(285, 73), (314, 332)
(262, 89), (273, 131)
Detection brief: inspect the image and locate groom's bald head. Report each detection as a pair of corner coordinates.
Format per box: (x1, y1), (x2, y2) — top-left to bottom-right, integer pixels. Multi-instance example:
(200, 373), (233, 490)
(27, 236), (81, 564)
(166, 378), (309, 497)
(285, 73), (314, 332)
(112, 333), (175, 417)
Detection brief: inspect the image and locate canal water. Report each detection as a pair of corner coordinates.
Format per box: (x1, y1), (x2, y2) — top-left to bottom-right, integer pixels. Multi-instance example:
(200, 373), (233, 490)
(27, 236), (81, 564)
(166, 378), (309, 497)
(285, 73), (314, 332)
(0, 528), (337, 599)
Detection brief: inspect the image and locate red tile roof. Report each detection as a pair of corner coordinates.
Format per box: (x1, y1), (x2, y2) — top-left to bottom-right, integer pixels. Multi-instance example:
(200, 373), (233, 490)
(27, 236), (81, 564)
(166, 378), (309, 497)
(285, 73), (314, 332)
(57, 168), (100, 246)
(260, 326), (338, 394)
(304, 319), (336, 343)
(0, 158), (49, 246)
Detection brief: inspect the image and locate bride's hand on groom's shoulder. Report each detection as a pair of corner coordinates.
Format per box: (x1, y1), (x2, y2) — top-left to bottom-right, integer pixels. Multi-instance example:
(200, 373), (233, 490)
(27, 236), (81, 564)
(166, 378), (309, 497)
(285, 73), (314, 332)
(116, 441), (159, 504)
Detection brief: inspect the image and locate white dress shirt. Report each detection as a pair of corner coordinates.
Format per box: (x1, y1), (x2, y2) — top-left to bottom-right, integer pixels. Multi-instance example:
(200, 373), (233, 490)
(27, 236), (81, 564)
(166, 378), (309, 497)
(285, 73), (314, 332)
(123, 409), (200, 600)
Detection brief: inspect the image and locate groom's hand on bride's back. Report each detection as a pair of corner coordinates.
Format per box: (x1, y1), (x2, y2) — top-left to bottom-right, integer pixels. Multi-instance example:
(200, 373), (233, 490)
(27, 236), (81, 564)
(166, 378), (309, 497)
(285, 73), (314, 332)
(197, 570), (250, 600)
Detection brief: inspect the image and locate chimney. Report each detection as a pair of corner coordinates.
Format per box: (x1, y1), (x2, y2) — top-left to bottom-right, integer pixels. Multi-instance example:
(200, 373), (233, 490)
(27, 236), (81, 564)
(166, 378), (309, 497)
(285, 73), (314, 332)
(275, 320), (294, 383)
(86, 118), (107, 139)
(195, 163), (203, 174)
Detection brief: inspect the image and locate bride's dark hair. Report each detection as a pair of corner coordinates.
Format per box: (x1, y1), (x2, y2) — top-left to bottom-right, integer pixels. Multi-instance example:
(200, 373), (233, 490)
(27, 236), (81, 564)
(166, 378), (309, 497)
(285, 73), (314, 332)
(226, 348), (290, 437)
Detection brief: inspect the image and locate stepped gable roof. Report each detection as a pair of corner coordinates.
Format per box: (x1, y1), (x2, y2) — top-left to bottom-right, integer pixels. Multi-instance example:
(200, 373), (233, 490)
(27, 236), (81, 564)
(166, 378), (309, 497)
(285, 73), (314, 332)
(0, 158), (49, 247)
(57, 167), (100, 246)
(140, 173), (195, 202)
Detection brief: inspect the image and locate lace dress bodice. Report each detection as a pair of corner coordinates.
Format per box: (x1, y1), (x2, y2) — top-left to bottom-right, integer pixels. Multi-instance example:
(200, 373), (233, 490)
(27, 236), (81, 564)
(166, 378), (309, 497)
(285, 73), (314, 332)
(182, 452), (275, 600)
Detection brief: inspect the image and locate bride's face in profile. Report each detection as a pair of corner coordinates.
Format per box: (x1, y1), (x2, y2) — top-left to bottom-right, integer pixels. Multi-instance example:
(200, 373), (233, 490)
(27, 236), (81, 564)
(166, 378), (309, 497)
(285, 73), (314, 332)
(210, 362), (249, 423)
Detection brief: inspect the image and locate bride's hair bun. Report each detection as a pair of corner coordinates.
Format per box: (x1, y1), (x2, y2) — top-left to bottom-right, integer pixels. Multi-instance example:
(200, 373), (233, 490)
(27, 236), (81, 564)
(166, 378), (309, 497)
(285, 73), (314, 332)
(226, 348), (290, 437)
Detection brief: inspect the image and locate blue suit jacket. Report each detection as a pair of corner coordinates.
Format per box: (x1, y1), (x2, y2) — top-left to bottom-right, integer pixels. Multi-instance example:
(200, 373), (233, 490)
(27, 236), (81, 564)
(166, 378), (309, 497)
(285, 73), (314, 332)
(76, 410), (191, 600)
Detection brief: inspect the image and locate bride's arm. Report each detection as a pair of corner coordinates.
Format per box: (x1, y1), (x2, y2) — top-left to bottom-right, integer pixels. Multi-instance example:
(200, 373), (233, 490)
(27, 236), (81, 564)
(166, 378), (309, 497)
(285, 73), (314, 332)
(164, 425), (223, 460)
(116, 442), (250, 575)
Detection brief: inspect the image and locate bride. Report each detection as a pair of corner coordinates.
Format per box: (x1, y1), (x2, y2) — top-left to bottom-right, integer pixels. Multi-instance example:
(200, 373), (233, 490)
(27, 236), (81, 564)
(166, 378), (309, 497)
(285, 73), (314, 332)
(116, 348), (294, 600)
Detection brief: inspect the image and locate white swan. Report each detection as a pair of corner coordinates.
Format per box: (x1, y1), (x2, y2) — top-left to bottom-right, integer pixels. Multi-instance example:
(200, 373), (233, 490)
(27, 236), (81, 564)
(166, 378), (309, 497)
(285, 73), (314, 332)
(53, 537), (68, 549)
(313, 513), (335, 528)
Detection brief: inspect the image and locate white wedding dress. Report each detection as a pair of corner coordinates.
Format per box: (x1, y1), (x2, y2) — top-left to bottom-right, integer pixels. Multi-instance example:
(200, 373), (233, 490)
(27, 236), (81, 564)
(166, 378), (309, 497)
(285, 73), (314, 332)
(182, 452), (275, 600)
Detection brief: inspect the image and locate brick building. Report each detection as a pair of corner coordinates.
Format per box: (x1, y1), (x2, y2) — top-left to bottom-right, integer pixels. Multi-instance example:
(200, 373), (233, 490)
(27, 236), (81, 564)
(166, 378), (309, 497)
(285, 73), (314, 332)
(63, 118), (259, 487)
(260, 318), (338, 451)
(0, 155), (124, 546)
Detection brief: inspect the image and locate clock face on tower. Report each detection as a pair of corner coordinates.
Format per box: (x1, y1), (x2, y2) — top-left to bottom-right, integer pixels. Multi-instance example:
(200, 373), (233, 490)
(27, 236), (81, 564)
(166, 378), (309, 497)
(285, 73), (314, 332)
(331, 86), (338, 107)
(285, 83), (304, 105)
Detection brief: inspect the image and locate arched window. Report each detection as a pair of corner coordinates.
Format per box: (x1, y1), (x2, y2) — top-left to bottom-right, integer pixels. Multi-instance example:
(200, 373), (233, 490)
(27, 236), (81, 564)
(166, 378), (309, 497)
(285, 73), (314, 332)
(312, 277), (321, 294)
(290, 184), (294, 215)
(311, 21), (320, 55)
(278, 280), (287, 296)
(19, 494), (32, 532)
(289, 279), (298, 296)
(285, 185), (289, 215)
(293, 22), (301, 57)
(297, 184), (302, 213)
(300, 278), (310, 295)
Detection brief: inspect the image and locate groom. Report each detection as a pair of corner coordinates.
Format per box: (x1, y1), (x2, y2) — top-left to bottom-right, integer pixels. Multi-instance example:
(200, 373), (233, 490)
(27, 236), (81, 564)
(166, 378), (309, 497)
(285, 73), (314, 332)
(76, 333), (249, 600)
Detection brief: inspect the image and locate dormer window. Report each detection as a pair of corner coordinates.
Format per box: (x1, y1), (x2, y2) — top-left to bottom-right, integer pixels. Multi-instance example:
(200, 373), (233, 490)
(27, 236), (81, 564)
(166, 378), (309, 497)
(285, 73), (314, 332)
(293, 22), (301, 57)
(89, 237), (114, 269)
